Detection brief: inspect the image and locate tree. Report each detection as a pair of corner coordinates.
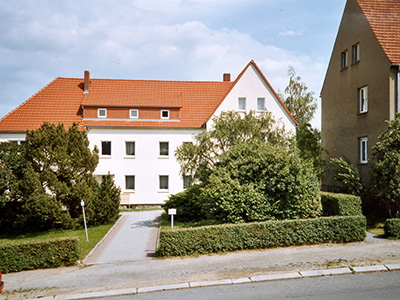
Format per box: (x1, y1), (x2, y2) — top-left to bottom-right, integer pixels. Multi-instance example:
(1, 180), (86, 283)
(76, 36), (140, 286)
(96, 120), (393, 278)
(371, 117), (400, 217)
(168, 112), (321, 223)
(280, 67), (323, 176)
(330, 157), (364, 197)
(281, 66), (317, 125)
(175, 110), (290, 182)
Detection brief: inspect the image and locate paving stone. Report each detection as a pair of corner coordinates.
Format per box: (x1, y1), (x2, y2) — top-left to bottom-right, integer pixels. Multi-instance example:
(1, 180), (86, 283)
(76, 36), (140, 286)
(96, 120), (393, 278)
(385, 263), (400, 270)
(352, 265), (388, 273)
(138, 283), (189, 294)
(190, 279), (232, 288)
(301, 268), (352, 277)
(251, 272), (302, 282)
(231, 277), (252, 284)
(56, 288), (137, 299)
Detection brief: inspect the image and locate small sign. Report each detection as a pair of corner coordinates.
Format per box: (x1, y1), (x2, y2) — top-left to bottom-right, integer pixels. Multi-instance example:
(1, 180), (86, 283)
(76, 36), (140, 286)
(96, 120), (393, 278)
(168, 208), (176, 215)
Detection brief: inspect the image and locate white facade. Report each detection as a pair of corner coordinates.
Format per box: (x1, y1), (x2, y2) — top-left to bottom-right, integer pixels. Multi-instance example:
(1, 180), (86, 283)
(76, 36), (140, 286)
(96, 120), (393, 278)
(207, 64), (296, 132)
(88, 128), (201, 206)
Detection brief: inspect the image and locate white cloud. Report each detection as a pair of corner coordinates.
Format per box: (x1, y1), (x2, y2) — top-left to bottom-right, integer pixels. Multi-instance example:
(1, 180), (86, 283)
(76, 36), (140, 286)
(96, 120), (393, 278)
(279, 30), (304, 36)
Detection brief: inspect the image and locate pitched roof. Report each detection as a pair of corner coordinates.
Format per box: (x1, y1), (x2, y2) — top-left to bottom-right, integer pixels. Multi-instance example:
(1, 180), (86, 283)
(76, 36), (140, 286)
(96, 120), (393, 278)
(356, 0), (400, 64)
(0, 61), (295, 132)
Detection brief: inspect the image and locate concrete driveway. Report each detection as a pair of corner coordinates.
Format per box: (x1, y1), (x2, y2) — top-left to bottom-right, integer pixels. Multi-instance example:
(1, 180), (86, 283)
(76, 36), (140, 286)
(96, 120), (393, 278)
(83, 210), (162, 264)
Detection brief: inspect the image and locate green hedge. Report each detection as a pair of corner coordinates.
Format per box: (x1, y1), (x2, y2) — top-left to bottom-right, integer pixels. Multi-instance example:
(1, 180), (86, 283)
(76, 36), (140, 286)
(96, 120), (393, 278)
(321, 192), (363, 216)
(384, 219), (400, 239)
(157, 215), (366, 257)
(0, 237), (80, 273)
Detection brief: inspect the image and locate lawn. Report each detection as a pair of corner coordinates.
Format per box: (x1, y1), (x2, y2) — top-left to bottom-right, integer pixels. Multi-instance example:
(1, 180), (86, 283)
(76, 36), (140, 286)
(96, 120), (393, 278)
(0, 223), (115, 260)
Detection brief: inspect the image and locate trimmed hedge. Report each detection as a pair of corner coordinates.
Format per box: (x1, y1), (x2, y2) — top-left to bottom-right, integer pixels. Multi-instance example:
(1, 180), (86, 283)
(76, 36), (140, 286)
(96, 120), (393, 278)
(0, 237), (80, 273)
(157, 215), (366, 257)
(384, 219), (400, 239)
(321, 192), (363, 216)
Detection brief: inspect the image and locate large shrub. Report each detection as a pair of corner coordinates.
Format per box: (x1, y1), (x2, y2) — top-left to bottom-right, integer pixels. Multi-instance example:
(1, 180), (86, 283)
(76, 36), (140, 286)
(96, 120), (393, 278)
(199, 141), (321, 223)
(321, 192), (363, 216)
(384, 219), (400, 239)
(371, 117), (400, 217)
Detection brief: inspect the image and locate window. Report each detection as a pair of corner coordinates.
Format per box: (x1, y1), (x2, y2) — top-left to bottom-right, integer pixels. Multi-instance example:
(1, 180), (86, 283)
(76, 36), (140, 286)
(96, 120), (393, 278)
(125, 175), (135, 190)
(238, 98), (246, 111)
(159, 175), (169, 190)
(257, 98), (265, 111)
(360, 137), (368, 164)
(183, 175), (192, 189)
(359, 86), (368, 113)
(98, 108), (107, 118)
(352, 43), (360, 64)
(161, 110), (169, 119)
(159, 142), (169, 156)
(341, 50), (348, 69)
(130, 109), (138, 119)
(125, 141), (135, 156)
(101, 141), (111, 155)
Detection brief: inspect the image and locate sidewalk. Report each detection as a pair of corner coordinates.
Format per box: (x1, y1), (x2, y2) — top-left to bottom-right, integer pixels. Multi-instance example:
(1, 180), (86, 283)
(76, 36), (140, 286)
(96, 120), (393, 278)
(3, 229), (400, 299)
(84, 210), (162, 264)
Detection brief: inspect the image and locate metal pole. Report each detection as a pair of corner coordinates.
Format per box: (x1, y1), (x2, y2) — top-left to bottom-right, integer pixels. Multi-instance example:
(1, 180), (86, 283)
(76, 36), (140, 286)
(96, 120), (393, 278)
(171, 214), (174, 229)
(81, 200), (89, 243)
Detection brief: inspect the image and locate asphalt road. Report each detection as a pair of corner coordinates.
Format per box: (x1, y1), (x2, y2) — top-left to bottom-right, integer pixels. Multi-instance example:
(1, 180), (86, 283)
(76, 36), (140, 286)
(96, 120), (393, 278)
(95, 271), (400, 300)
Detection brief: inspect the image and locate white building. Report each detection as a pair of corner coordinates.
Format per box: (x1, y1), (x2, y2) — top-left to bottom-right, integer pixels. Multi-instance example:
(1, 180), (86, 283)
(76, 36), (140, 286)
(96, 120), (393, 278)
(0, 61), (296, 206)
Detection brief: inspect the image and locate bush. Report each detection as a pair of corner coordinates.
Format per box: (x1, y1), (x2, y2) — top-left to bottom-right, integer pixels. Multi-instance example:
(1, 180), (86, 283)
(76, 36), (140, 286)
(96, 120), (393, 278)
(384, 219), (400, 239)
(157, 215), (366, 257)
(321, 192), (363, 216)
(0, 237), (80, 273)
(164, 184), (206, 222)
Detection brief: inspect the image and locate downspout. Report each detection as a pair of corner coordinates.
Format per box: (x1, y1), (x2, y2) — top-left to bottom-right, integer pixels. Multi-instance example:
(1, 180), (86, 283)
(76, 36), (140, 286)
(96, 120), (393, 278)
(393, 64), (400, 116)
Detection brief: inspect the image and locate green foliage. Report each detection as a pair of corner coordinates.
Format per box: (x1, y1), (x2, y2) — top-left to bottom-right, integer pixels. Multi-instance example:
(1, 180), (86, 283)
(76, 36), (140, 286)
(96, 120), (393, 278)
(371, 117), (400, 217)
(321, 192), (363, 216)
(0, 237), (80, 273)
(157, 215), (366, 257)
(330, 157), (364, 197)
(281, 66), (317, 125)
(91, 174), (121, 225)
(175, 110), (290, 182)
(384, 218), (400, 239)
(199, 141), (322, 223)
(296, 123), (324, 176)
(164, 184), (207, 222)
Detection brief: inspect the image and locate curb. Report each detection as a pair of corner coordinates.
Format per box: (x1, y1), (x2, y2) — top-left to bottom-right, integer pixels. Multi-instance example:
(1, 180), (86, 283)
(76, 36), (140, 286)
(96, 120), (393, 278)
(26, 263), (400, 300)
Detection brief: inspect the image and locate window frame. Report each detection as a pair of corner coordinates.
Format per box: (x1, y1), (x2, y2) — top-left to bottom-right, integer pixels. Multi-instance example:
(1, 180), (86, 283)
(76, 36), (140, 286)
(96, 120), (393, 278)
(359, 86), (368, 114)
(159, 175), (169, 191)
(183, 175), (192, 189)
(125, 175), (135, 191)
(238, 97), (246, 111)
(98, 108), (107, 118)
(159, 141), (169, 157)
(125, 141), (136, 157)
(101, 141), (112, 156)
(341, 50), (348, 70)
(161, 110), (170, 119)
(352, 43), (360, 64)
(257, 97), (265, 111)
(130, 109), (139, 119)
(360, 137), (368, 164)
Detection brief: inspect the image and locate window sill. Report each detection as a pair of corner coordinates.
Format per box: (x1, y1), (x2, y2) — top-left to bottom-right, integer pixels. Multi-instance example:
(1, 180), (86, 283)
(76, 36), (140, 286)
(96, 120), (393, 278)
(158, 189), (169, 193)
(358, 111), (368, 116)
(340, 67), (348, 72)
(158, 156), (169, 159)
(124, 190), (135, 193)
(124, 156), (136, 159)
(100, 155), (112, 159)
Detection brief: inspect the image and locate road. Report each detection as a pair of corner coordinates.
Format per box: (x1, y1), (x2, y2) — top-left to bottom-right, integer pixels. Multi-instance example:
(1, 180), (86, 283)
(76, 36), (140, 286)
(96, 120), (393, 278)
(96, 271), (400, 300)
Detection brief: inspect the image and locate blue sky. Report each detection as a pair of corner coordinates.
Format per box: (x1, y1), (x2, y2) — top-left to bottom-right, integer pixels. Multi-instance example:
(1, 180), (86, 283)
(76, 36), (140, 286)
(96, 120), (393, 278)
(0, 0), (346, 128)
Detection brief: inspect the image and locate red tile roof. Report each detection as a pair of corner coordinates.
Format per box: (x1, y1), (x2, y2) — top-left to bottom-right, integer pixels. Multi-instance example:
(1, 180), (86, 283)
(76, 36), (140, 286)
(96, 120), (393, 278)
(357, 0), (400, 64)
(0, 61), (295, 132)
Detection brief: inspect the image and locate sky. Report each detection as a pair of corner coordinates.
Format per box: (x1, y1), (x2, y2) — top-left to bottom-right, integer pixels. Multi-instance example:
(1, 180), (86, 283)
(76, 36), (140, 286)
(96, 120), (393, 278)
(0, 0), (346, 128)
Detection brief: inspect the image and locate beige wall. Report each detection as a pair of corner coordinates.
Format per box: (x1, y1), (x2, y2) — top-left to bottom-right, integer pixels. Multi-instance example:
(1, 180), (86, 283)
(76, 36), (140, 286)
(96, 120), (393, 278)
(321, 0), (393, 188)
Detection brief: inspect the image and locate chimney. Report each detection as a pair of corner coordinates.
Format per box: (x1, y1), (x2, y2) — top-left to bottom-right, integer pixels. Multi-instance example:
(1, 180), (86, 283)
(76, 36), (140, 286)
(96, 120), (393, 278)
(223, 73), (231, 82)
(84, 70), (90, 93)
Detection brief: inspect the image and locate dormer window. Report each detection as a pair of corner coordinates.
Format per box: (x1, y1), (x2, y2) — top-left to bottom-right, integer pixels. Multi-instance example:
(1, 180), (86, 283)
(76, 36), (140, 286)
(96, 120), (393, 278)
(161, 110), (169, 119)
(98, 108), (107, 118)
(130, 109), (139, 119)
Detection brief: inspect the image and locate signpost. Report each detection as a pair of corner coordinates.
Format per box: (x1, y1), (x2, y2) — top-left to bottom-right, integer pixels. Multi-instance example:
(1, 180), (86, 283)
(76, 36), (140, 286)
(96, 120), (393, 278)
(81, 200), (89, 243)
(168, 208), (176, 229)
